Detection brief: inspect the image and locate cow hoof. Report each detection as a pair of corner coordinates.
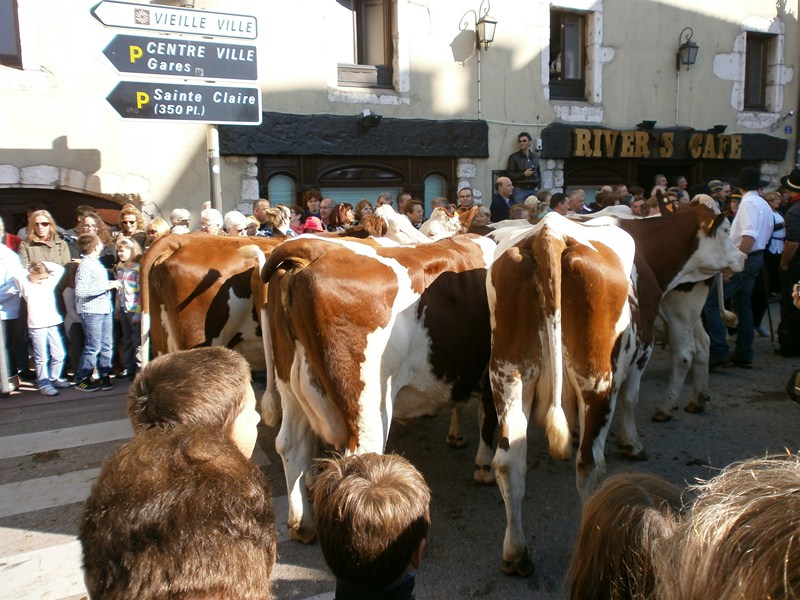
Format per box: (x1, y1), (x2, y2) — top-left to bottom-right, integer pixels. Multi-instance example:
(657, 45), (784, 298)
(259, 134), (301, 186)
(501, 547), (533, 577)
(620, 446), (648, 461)
(473, 464), (495, 485)
(651, 409), (673, 422)
(447, 434), (467, 448)
(287, 525), (317, 544)
(684, 402), (705, 414)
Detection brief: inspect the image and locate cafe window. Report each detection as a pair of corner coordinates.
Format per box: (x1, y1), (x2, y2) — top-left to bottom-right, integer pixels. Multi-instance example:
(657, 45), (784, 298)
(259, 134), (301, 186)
(0, 0), (21, 68)
(549, 10), (586, 101)
(744, 32), (773, 111)
(337, 0), (394, 89)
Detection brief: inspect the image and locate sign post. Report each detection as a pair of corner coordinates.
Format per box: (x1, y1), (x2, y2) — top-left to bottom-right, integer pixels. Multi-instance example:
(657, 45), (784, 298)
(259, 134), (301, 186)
(93, 0), (261, 209)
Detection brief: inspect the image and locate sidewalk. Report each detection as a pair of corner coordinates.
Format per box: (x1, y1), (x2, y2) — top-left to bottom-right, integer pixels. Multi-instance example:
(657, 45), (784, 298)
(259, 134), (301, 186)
(0, 378), (130, 427)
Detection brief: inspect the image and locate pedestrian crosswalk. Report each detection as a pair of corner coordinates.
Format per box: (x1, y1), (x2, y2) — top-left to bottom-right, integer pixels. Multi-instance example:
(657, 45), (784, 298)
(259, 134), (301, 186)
(0, 402), (334, 600)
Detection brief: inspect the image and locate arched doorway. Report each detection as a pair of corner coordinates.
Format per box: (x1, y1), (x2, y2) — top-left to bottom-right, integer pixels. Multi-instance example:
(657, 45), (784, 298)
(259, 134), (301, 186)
(0, 189), (127, 235)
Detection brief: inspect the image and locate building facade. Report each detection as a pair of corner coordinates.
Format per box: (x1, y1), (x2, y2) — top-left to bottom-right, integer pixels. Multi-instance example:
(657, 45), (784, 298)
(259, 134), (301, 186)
(1, 0), (798, 230)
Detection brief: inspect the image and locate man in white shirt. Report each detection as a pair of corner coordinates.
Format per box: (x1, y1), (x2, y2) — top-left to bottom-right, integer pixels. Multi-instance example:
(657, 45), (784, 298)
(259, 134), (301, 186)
(705, 167), (774, 369)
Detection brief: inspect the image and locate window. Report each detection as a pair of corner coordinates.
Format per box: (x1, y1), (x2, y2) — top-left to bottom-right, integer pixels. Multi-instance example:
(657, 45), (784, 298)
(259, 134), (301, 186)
(423, 174), (445, 215)
(0, 0), (21, 68)
(744, 33), (772, 111)
(337, 0), (393, 88)
(549, 10), (585, 100)
(267, 175), (295, 206)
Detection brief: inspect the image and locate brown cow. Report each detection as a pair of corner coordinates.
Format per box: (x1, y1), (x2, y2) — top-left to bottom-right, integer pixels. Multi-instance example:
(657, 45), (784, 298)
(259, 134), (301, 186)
(485, 206), (745, 576)
(260, 234), (496, 542)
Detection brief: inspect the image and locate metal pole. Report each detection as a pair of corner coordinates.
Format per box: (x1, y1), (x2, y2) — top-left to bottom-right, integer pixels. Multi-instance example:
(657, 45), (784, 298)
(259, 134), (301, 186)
(477, 45), (482, 119)
(207, 124), (222, 211)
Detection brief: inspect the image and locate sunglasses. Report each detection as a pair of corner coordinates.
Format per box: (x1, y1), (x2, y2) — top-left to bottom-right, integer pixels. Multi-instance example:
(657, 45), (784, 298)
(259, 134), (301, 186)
(121, 220), (137, 225)
(34, 222), (50, 226)
(146, 230), (157, 234)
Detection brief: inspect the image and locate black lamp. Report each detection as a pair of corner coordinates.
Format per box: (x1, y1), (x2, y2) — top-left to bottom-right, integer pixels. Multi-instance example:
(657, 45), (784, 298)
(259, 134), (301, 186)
(676, 27), (699, 71)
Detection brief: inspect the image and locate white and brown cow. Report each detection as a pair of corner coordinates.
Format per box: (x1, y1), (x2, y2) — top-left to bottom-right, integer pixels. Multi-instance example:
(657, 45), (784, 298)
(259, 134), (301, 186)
(485, 205), (745, 576)
(140, 232), (284, 368)
(260, 233), (496, 542)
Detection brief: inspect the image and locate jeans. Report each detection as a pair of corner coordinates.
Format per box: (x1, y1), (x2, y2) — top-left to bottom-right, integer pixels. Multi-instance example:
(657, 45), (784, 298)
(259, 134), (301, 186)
(77, 312), (114, 381)
(512, 186), (537, 205)
(29, 325), (66, 386)
(118, 312), (142, 374)
(704, 252), (764, 363)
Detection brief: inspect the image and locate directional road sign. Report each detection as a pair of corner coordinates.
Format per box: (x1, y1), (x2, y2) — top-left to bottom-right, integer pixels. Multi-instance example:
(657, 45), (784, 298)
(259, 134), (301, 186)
(102, 34), (257, 80)
(106, 81), (262, 125)
(91, 1), (257, 40)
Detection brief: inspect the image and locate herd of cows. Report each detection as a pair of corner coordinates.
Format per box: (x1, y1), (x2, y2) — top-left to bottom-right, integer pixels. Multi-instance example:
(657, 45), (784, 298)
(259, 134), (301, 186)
(138, 200), (745, 575)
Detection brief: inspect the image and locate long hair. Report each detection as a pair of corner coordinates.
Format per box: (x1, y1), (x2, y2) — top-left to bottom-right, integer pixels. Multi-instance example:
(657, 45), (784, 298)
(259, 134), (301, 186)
(27, 209), (58, 242)
(653, 454), (800, 600)
(568, 472), (684, 600)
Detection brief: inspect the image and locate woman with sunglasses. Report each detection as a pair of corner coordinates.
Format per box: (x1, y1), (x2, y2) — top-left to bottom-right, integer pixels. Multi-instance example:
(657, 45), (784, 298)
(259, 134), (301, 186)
(115, 205), (146, 249)
(18, 209), (73, 267)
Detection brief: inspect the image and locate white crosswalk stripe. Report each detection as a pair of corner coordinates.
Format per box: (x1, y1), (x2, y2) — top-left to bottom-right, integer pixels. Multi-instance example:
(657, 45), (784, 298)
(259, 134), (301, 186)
(0, 414), (329, 600)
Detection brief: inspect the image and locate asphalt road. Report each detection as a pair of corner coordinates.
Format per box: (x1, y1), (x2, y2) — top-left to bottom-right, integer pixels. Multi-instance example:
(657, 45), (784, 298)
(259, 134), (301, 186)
(2, 315), (799, 600)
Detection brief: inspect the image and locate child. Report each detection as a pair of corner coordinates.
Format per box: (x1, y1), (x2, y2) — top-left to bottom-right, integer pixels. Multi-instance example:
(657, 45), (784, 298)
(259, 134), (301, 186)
(312, 452), (431, 600)
(13, 261), (71, 396)
(80, 425), (277, 600)
(74, 233), (121, 392)
(127, 346), (260, 458)
(114, 237), (142, 379)
(566, 471), (684, 600)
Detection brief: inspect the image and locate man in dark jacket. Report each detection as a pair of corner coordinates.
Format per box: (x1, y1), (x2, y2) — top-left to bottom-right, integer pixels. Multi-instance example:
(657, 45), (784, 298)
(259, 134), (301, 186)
(506, 131), (541, 204)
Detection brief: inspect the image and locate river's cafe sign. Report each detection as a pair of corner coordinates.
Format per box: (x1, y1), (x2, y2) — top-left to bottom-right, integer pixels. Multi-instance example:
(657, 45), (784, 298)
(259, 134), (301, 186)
(540, 124), (787, 162)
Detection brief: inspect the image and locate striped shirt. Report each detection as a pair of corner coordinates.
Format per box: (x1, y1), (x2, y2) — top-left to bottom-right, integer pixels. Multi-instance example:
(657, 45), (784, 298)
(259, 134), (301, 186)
(115, 263), (141, 314)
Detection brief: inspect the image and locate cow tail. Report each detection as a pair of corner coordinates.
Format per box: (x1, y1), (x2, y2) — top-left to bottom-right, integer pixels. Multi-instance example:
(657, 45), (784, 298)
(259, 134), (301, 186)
(239, 244), (281, 427)
(533, 222), (572, 460)
(261, 238), (329, 282)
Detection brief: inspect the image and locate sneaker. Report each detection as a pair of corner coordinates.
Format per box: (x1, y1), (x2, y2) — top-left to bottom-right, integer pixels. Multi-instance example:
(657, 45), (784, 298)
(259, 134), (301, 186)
(709, 355), (732, 368)
(756, 325), (770, 337)
(99, 376), (114, 391)
(51, 378), (73, 389)
(75, 378), (100, 393)
(39, 384), (59, 397)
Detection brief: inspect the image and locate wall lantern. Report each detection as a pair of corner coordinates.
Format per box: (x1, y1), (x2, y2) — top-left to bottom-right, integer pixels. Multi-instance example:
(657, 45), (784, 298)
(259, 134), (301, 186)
(676, 27), (699, 71)
(461, 0), (497, 51)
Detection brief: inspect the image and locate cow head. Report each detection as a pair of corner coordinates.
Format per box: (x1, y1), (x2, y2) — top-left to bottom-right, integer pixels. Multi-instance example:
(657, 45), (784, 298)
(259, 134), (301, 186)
(674, 208), (746, 286)
(419, 207), (462, 240)
(375, 204), (432, 244)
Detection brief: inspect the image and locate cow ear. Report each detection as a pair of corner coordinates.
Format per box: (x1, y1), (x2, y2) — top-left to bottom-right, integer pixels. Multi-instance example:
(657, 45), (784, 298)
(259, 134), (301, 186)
(706, 213), (726, 237)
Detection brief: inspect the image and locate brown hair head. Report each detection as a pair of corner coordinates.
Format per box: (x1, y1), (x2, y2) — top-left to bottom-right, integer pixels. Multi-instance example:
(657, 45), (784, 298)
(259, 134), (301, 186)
(77, 233), (101, 256)
(81, 212), (113, 245)
(80, 425), (276, 600)
(567, 471), (684, 600)
(127, 346), (253, 436)
(312, 453), (431, 593)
